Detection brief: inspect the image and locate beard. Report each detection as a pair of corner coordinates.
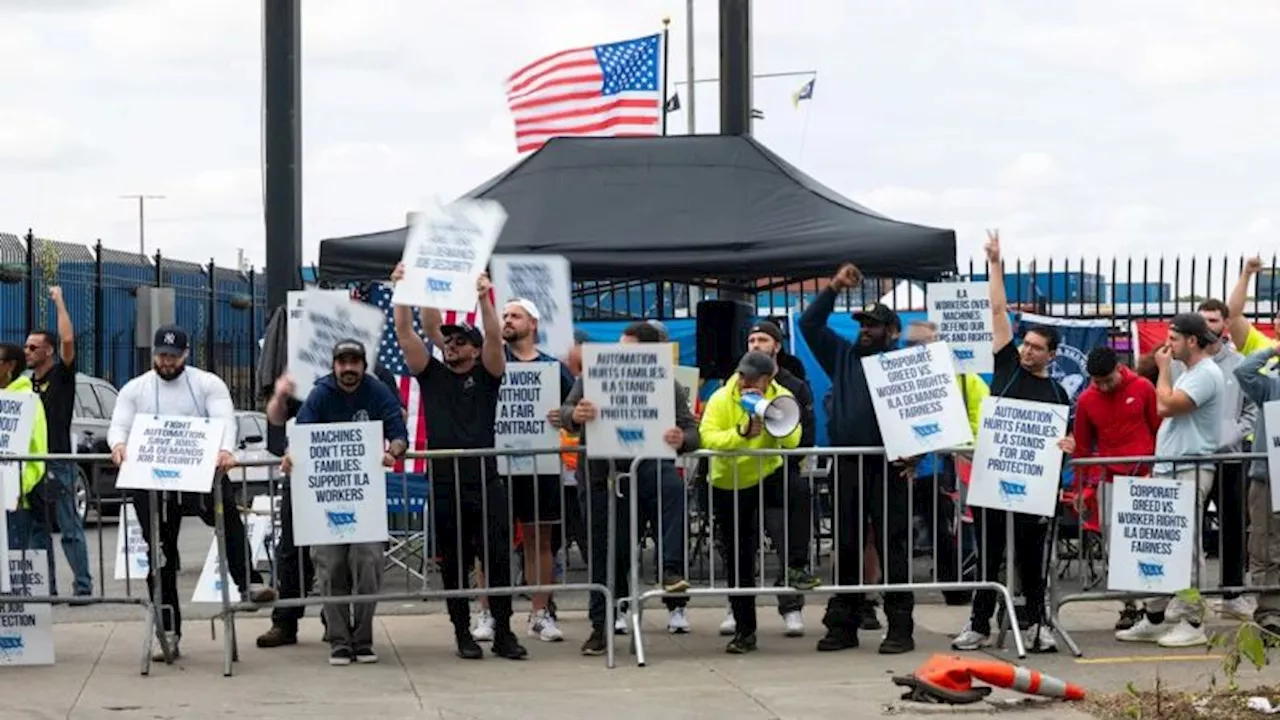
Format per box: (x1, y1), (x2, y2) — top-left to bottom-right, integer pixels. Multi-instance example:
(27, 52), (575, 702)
(338, 370), (361, 387)
(154, 361), (185, 381)
(502, 327), (529, 343)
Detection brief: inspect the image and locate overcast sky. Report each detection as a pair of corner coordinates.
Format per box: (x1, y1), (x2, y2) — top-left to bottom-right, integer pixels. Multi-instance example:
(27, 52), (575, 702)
(1, 0), (1276, 278)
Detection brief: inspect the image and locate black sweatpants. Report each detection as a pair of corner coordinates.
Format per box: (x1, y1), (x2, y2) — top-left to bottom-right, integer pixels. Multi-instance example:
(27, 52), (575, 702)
(1210, 462), (1246, 598)
(271, 483), (315, 632)
(969, 508), (1048, 635)
(431, 469), (514, 632)
(761, 467), (812, 615)
(714, 484), (762, 636)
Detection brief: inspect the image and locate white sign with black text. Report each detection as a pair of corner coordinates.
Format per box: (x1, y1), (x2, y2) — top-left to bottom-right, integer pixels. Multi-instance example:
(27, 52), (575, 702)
(393, 200), (506, 312)
(287, 289), (351, 352)
(115, 415), (227, 494)
(192, 537), (241, 604)
(862, 341), (973, 460)
(288, 421), (388, 546)
(582, 343), (676, 459)
(1106, 475), (1196, 594)
(289, 292), (383, 400)
(1, 550), (55, 666)
(1265, 401), (1280, 511)
(113, 502), (150, 580)
(495, 362), (561, 475)
(926, 282), (994, 374)
(966, 397), (1069, 518)
(0, 390), (37, 512)
(490, 254), (574, 359)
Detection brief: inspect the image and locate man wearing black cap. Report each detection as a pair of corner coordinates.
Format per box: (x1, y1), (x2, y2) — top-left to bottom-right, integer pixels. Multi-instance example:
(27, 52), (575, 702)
(281, 338), (409, 665)
(390, 264), (528, 660)
(799, 263), (916, 654)
(107, 324), (244, 661)
(718, 320), (820, 639)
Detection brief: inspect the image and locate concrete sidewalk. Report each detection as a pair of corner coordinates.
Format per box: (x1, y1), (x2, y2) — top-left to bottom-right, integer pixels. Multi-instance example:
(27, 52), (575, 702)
(8, 602), (1275, 719)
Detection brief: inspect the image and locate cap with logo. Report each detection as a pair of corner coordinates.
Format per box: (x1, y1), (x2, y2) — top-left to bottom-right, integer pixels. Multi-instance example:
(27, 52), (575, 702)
(506, 298), (541, 322)
(747, 320), (784, 344)
(853, 302), (901, 330)
(441, 321), (484, 346)
(153, 324), (189, 355)
(332, 338), (367, 361)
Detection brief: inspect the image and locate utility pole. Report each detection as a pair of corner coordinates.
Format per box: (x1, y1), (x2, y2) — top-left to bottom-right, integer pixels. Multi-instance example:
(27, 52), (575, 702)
(120, 194), (165, 256)
(685, 0), (696, 135)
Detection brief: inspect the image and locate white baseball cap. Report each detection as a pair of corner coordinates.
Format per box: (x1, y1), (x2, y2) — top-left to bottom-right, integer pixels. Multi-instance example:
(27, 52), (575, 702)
(506, 298), (541, 321)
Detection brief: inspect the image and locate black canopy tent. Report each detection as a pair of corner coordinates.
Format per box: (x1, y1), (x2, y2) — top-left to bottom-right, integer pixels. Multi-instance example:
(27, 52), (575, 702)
(316, 135), (956, 286)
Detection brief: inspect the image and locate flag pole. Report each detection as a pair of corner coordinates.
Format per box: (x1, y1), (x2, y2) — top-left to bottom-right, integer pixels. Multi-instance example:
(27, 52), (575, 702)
(685, 0), (696, 135)
(661, 16), (671, 136)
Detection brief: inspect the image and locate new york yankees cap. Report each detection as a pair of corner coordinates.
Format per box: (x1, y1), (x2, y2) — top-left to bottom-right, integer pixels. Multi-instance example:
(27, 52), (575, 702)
(153, 324), (189, 355)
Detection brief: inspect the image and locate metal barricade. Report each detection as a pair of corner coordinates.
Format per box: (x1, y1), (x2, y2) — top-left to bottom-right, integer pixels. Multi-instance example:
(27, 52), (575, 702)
(1050, 452), (1268, 657)
(620, 447), (1028, 666)
(214, 447), (620, 675)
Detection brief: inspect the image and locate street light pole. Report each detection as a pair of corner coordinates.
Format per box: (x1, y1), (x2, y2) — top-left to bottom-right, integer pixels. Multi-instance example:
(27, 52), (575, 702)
(120, 194), (165, 256)
(686, 0), (696, 135)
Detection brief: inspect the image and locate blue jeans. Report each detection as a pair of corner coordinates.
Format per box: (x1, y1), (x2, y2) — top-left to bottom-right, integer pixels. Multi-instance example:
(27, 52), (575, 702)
(12, 463), (94, 596)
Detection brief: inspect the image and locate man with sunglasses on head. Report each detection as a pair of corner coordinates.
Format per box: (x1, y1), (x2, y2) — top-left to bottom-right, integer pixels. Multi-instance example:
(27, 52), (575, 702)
(391, 263), (528, 661)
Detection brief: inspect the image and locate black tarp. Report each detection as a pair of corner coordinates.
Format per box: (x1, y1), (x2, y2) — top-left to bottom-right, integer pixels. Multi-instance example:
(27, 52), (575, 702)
(317, 135), (956, 285)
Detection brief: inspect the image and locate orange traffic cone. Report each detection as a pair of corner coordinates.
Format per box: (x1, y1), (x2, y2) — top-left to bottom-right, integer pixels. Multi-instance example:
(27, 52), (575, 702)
(893, 654), (1086, 705)
(965, 657), (1086, 700)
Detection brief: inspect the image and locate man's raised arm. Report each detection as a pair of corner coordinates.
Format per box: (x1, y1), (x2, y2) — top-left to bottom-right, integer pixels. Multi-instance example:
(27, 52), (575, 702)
(985, 229), (1013, 353)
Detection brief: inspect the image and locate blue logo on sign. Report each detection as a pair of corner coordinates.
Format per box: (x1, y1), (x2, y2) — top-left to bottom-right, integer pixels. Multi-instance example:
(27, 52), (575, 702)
(0, 635), (25, 658)
(326, 508), (358, 538)
(998, 479), (1028, 502)
(426, 277), (453, 293)
(616, 428), (645, 447)
(953, 348), (975, 361)
(911, 423), (942, 441)
(1137, 560), (1165, 584)
(151, 468), (180, 481)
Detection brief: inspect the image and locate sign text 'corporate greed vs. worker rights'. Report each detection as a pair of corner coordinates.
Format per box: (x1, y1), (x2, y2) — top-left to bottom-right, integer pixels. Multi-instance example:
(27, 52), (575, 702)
(1106, 475), (1196, 594)
(115, 415), (227, 494)
(965, 397), (1068, 518)
(862, 341), (973, 460)
(288, 421), (387, 546)
(494, 362), (561, 475)
(0, 390), (37, 512)
(582, 343), (676, 459)
(393, 199), (506, 313)
(926, 282), (994, 374)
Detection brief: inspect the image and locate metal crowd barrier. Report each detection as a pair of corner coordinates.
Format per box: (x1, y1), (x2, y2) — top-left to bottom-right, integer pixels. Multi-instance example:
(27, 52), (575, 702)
(1050, 451), (1268, 657)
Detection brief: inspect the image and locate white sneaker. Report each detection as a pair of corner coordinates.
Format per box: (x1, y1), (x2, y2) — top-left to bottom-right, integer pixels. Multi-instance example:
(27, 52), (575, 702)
(783, 610), (805, 637)
(1115, 616), (1165, 643)
(1157, 620), (1208, 648)
(1026, 625), (1057, 652)
(471, 610), (495, 642)
(528, 608), (565, 642)
(667, 607), (691, 634)
(719, 609), (737, 636)
(614, 615), (629, 635)
(1219, 596), (1257, 620)
(1165, 598), (1192, 623)
(951, 624), (991, 651)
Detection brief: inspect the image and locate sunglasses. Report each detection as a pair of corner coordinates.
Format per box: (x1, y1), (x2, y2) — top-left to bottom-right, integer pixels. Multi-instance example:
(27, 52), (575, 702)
(442, 335), (474, 347)
(23, 344), (45, 351)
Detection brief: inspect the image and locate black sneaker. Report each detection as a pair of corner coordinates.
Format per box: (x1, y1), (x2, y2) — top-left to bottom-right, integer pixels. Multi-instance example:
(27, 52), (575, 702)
(581, 628), (607, 656)
(455, 633), (484, 660)
(1115, 604), (1142, 631)
(786, 567), (822, 591)
(879, 634), (915, 655)
(816, 627), (858, 652)
(69, 592), (93, 607)
(354, 647), (378, 664)
(329, 647), (353, 666)
(859, 604), (882, 631)
(663, 572), (690, 593)
(726, 632), (758, 654)
(492, 630), (529, 660)
(256, 625), (298, 648)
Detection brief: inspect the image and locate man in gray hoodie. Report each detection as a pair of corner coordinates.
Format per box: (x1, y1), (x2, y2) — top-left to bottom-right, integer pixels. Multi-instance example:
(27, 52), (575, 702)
(1235, 342), (1280, 635)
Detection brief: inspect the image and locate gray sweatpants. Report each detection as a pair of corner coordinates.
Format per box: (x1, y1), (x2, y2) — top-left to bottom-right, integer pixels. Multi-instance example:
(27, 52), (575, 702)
(313, 543), (383, 651)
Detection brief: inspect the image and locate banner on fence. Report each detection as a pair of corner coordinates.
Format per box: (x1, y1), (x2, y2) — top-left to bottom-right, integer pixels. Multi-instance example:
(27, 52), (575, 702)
(115, 416), (227, 493)
(490, 254), (574, 359)
(192, 537), (240, 604)
(0, 390), (37, 512)
(393, 199), (506, 312)
(862, 341), (973, 460)
(1015, 313), (1110, 403)
(1, 550), (55, 666)
(927, 282), (994, 374)
(288, 421), (388, 546)
(582, 343), (676, 459)
(495, 362), (561, 475)
(113, 502), (150, 580)
(1107, 475), (1195, 594)
(966, 397), (1069, 517)
(289, 292), (383, 400)
(1265, 402), (1280, 511)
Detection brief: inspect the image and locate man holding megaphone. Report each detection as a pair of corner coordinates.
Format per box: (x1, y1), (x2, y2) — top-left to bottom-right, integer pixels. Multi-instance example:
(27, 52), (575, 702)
(699, 351), (804, 654)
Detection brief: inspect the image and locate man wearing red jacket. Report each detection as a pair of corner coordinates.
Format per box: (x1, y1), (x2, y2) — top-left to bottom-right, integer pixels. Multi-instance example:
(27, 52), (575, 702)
(1072, 346), (1162, 630)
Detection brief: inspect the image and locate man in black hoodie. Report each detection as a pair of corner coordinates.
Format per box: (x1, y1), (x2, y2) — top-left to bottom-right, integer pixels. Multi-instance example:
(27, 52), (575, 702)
(799, 263), (914, 654)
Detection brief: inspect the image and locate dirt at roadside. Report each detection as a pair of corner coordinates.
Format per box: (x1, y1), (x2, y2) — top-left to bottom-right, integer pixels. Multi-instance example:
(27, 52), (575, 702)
(1085, 684), (1280, 719)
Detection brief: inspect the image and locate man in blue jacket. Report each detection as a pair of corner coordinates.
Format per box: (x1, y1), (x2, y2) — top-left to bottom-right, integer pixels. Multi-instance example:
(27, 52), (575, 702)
(286, 338), (409, 666)
(799, 262), (915, 655)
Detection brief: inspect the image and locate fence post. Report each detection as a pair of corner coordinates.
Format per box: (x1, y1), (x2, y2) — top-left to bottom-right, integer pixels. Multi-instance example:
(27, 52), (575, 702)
(94, 240), (105, 379)
(24, 228), (35, 333)
(207, 257), (217, 377)
(153, 249), (162, 287)
(248, 267), (258, 407)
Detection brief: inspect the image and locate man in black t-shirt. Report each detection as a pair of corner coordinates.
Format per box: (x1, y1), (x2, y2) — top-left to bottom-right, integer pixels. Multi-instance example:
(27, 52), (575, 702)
(951, 230), (1075, 655)
(24, 285), (93, 599)
(391, 263), (528, 661)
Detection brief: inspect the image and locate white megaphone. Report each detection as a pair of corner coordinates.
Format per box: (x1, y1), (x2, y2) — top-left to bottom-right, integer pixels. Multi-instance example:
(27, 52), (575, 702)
(739, 392), (801, 438)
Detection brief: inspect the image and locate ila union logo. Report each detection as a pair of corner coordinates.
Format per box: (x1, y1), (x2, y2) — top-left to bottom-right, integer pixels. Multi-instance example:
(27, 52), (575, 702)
(0, 635), (25, 659)
(997, 479), (1028, 503)
(616, 427), (645, 448)
(426, 277), (453, 293)
(911, 423), (942, 442)
(325, 507), (358, 538)
(151, 468), (181, 482)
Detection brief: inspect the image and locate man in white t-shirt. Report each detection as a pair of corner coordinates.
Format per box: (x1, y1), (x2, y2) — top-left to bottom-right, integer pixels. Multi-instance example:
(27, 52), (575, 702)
(1117, 313), (1224, 648)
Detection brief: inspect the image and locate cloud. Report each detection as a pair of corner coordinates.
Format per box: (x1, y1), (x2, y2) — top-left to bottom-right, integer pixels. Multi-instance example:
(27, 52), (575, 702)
(0, 108), (105, 170)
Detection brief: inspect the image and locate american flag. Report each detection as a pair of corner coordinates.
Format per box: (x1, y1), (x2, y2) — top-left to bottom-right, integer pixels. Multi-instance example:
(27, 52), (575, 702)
(505, 32), (663, 154)
(360, 283), (485, 474)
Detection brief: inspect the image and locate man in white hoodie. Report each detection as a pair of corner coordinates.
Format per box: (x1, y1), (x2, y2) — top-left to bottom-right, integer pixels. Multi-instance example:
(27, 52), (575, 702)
(108, 325), (238, 660)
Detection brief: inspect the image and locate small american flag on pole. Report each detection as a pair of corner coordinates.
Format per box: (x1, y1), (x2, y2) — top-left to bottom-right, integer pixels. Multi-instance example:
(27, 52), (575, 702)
(505, 32), (664, 154)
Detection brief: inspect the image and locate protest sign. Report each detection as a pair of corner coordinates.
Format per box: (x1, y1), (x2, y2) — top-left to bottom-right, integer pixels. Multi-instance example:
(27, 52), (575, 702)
(966, 397), (1069, 518)
(0, 390), (37, 512)
(1266, 402), (1280, 511)
(1, 550), (55, 666)
(674, 366), (700, 412)
(495, 362), (561, 475)
(287, 289), (350, 349)
(191, 537), (241, 604)
(582, 343), (676, 459)
(490, 254), (574, 358)
(393, 200), (506, 312)
(248, 494), (273, 567)
(862, 341), (974, 460)
(113, 502), (150, 580)
(288, 421), (388, 546)
(1106, 475), (1195, 594)
(289, 292), (383, 400)
(115, 415), (227, 493)
(927, 282), (994, 374)
(0, 511), (7, 593)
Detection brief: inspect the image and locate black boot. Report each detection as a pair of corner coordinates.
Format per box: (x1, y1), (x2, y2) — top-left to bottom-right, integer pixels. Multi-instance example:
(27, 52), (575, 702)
(816, 626), (858, 652)
(879, 614), (915, 655)
(492, 627), (529, 660)
(455, 627), (483, 660)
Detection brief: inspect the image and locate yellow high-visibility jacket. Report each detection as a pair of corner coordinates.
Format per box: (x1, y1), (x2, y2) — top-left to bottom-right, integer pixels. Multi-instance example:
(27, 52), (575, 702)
(699, 374), (802, 490)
